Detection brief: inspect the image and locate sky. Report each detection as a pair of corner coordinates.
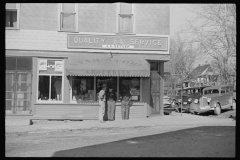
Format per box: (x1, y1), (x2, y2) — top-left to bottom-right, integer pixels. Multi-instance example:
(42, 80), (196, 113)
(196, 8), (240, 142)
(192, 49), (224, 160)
(169, 4), (212, 67)
(170, 4), (194, 36)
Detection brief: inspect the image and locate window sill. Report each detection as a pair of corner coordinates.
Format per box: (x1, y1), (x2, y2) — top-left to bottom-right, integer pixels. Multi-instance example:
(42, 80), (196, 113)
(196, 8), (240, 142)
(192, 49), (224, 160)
(5, 27), (20, 30)
(116, 32), (135, 35)
(36, 101), (63, 104)
(58, 30), (79, 33)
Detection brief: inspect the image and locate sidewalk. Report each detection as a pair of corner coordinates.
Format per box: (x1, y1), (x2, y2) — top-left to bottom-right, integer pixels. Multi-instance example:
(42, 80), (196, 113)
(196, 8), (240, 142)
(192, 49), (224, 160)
(5, 112), (235, 133)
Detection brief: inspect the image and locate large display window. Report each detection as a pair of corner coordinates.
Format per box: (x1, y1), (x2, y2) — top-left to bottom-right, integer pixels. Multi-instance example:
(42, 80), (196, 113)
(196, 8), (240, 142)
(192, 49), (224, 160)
(69, 76), (94, 102)
(68, 76), (141, 103)
(96, 77), (117, 101)
(119, 77), (140, 101)
(37, 59), (64, 102)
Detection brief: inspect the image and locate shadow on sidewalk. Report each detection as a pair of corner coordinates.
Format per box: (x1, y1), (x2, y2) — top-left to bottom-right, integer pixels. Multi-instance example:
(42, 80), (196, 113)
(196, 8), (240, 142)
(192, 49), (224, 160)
(52, 126), (235, 157)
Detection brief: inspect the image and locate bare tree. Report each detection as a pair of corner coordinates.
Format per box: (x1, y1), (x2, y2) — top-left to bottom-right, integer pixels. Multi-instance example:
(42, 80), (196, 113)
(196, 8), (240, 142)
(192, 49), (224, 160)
(181, 4), (236, 84)
(165, 33), (197, 87)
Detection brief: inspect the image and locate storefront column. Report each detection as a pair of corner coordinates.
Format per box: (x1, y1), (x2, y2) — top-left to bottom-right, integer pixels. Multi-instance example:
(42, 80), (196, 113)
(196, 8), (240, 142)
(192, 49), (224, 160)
(31, 57), (38, 115)
(159, 61), (164, 116)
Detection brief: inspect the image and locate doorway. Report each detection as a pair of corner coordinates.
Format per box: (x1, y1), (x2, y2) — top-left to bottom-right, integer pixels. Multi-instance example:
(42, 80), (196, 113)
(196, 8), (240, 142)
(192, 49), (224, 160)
(150, 72), (161, 114)
(5, 57), (32, 115)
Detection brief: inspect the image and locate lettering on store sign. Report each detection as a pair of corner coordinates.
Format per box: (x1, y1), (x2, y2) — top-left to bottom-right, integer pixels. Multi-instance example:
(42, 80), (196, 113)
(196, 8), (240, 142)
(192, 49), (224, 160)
(86, 70), (131, 76)
(68, 34), (168, 51)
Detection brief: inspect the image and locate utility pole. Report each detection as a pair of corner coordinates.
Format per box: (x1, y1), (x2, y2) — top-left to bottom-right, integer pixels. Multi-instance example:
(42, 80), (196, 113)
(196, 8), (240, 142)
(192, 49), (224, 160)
(171, 73), (183, 116)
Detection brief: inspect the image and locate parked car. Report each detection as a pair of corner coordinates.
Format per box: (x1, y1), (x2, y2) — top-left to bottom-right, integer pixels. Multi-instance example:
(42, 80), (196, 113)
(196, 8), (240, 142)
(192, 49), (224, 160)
(169, 86), (209, 112)
(163, 95), (171, 106)
(189, 85), (236, 115)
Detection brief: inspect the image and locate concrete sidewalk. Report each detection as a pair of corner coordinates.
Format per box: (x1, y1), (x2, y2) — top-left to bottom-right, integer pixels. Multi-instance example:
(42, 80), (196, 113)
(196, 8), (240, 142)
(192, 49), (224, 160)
(5, 112), (235, 133)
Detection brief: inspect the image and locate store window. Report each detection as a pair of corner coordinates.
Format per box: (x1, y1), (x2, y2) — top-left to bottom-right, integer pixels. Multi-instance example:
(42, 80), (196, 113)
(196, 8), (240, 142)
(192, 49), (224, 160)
(69, 76), (94, 102)
(150, 62), (159, 71)
(119, 77), (140, 101)
(37, 59), (64, 102)
(5, 3), (20, 29)
(59, 3), (78, 32)
(96, 77), (117, 101)
(118, 3), (133, 33)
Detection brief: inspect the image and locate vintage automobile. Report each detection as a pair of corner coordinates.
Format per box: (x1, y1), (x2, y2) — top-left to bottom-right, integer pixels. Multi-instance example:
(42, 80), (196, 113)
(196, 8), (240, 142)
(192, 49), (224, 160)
(169, 86), (209, 112)
(189, 85), (236, 115)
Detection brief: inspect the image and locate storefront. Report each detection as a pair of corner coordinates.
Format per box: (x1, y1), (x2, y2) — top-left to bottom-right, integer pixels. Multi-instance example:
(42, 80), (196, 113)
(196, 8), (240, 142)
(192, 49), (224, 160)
(6, 33), (169, 119)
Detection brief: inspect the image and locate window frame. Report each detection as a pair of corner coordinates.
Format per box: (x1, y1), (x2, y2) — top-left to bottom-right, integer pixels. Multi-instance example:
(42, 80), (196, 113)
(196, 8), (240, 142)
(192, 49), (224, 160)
(68, 76), (142, 103)
(117, 3), (134, 34)
(5, 3), (20, 30)
(36, 58), (64, 103)
(220, 87), (226, 94)
(58, 3), (78, 32)
(69, 76), (95, 104)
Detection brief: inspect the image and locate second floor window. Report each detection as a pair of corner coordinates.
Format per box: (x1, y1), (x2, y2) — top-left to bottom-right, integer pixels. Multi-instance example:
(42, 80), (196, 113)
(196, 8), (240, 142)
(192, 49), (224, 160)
(5, 3), (20, 29)
(118, 3), (133, 33)
(60, 3), (78, 32)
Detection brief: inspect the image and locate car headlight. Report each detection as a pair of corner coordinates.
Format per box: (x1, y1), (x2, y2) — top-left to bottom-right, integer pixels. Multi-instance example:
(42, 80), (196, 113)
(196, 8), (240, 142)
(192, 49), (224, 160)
(188, 98), (192, 102)
(207, 98), (211, 102)
(194, 99), (199, 104)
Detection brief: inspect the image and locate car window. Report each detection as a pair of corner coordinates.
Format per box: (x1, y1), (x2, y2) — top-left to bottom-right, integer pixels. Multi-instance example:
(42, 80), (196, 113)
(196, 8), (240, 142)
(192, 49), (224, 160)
(212, 89), (219, 94)
(195, 89), (199, 93)
(204, 90), (211, 94)
(226, 87), (229, 93)
(221, 88), (226, 94)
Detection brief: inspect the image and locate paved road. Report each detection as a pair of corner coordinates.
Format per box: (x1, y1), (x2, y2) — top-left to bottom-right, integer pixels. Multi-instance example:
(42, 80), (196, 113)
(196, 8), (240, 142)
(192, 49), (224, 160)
(52, 126), (235, 157)
(5, 110), (236, 157)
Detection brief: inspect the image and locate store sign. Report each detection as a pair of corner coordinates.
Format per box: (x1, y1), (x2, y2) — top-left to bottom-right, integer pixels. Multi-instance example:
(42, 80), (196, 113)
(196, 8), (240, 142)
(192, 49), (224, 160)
(39, 59), (47, 70)
(55, 61), (63, 72)
(68, 34), (168, 51)
(38, 59), (63, 74)
(85, 70), (148, 77)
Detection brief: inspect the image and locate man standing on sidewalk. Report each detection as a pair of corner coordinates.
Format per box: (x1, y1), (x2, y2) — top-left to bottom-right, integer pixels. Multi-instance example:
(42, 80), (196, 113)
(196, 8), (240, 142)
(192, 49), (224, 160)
(98, 84), (107, 123)
(106, 86), (117, 121)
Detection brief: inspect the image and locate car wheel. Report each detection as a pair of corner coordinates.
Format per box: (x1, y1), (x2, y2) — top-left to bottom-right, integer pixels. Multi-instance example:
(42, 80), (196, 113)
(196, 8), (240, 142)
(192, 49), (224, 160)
(214, 103), (221, 115)
(232, 100), (236, 110)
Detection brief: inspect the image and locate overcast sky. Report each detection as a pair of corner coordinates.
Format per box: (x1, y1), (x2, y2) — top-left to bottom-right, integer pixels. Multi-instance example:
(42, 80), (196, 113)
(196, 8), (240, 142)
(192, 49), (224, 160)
(170, 3), (195, 36)
(170, 4), (211, 67)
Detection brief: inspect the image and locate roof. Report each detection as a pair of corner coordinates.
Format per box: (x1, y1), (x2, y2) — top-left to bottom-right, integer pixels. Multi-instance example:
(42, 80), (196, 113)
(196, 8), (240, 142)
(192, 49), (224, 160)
(203, 85), (233, 90)
(185, 64), (211, 80)
(183, 86), (210, 90)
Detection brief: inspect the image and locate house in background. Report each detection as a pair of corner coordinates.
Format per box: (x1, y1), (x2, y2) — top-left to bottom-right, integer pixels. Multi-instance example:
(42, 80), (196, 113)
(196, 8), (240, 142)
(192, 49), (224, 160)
(183, 64), (216, 88)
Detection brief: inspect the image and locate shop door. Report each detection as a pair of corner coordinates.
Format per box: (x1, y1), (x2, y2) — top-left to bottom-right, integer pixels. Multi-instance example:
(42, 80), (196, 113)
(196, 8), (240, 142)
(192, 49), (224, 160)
(5, 71), (32, 114)
(150, 72), (161, 114)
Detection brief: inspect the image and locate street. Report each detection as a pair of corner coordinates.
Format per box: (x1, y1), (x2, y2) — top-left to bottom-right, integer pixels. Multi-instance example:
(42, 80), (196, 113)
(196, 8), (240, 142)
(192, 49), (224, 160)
(5, 109), (236, 157)
(53, 126), (235, 157)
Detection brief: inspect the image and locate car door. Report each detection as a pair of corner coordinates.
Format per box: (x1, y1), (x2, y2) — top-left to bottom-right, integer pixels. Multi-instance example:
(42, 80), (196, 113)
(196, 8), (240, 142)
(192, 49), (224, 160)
(219, 87), (228, 108)
(225, 86), (233, 107)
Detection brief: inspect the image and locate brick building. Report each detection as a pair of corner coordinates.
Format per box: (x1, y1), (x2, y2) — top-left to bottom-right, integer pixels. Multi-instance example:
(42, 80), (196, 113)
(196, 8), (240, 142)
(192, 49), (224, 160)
(5, 3), (170, 119)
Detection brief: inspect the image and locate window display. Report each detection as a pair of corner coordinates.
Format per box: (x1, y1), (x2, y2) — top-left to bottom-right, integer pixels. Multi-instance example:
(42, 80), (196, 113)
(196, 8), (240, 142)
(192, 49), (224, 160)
(119, 77), (140, 101)
(70, 76), (94, 102)
(96, 77), (117, 101)
(37, 59), (63, 102)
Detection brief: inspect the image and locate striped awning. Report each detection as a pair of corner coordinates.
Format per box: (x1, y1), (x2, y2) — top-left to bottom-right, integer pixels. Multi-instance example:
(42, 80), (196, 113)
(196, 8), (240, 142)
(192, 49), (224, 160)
(66, 56), (150, 77)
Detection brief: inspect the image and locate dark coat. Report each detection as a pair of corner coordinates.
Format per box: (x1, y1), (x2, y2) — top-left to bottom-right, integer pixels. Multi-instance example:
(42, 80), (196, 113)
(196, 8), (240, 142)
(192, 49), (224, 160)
(106, 91), (117, 101)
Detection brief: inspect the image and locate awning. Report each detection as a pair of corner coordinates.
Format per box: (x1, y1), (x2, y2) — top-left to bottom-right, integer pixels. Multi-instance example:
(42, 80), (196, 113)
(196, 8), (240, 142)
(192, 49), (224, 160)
(66, 56), (150, 77)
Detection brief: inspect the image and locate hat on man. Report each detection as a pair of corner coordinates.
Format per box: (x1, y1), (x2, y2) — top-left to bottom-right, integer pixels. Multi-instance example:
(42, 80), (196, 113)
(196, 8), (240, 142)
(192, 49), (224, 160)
(102, 84), (107, 88)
